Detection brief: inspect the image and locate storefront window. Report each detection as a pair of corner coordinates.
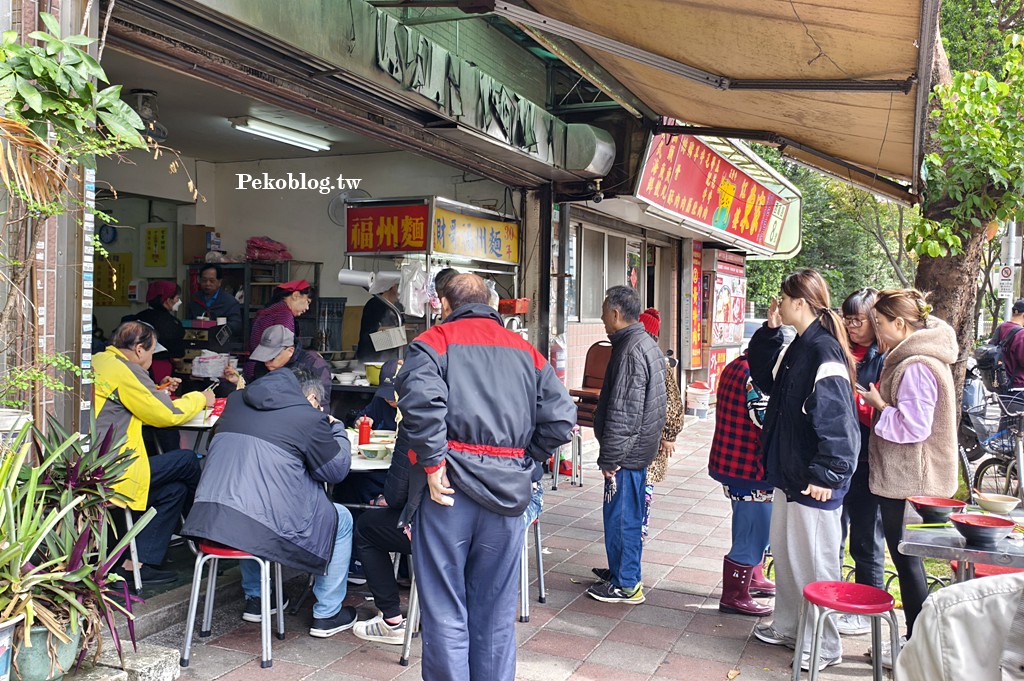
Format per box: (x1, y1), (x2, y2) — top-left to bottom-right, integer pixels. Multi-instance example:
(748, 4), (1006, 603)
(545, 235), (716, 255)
(626, 240), (642, 291)
(607, 235), (626, 289)
(581, 229), (605, 319)
(566, 225), (578, 320)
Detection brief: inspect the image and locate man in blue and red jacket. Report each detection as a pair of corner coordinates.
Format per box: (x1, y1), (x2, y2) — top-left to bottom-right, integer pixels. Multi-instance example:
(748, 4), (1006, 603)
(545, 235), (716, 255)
(395, 273), (575, 681)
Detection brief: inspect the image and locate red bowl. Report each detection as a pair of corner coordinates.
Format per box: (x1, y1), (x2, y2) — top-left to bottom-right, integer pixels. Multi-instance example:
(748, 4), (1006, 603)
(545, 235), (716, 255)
(949, 513), (1015, 548)
(907, 496), (967, 523)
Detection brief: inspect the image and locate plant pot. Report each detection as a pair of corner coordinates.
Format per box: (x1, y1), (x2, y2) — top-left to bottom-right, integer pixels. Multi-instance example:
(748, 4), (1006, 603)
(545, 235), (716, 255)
(12, 625), (80, 681)
(0, 614), (25, 681)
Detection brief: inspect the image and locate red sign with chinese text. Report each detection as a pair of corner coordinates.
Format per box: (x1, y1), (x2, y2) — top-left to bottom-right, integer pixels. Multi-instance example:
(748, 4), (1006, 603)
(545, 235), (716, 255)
(347, 204), (429, 253)
(690, 241), (702, 368)
(637, 134), (789, 250)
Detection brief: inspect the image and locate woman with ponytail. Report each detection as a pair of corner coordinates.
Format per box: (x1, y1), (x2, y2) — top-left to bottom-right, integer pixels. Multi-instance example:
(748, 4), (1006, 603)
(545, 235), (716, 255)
(747, 268), (860, 673)
(857, 289), (958, 666)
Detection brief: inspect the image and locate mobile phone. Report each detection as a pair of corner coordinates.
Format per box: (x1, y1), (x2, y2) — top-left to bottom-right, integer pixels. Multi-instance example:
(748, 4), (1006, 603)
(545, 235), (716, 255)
(855, 383), (867, 392)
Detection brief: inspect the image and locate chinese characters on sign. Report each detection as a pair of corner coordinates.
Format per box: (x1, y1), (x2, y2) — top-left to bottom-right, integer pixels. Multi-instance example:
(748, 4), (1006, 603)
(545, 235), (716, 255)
(144, 225), (168, 268)
(637, 133), (789, 251)
(690, 242), (702, 368)
(433, 207), (519, 265)
(94, 252), (132, 307)
(347, 204), (430, 253)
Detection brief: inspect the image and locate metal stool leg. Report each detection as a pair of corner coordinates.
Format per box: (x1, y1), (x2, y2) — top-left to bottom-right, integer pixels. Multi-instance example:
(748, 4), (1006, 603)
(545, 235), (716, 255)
(400, 571), (418, 666)
(200, 557), (219, 637)
(886, 609), (902, 671)
(533, 519), (546, 603)
(519, 529), (530, 623)
(572, 429), (583, 486)
(124, 508), (143, 594)
(870, 616), (883, 681)
(806, 606), (831, 681)
(180, 552), (210, 667)
(791, 598), (810, 681)
(259, 558), (272, 668)
(274, 562), (285, 641)
(551, 449), (560, 490)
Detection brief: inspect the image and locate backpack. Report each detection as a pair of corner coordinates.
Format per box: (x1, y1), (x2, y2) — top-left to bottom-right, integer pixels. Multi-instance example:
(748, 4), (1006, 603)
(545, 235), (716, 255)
(975, 324), (1024, 392)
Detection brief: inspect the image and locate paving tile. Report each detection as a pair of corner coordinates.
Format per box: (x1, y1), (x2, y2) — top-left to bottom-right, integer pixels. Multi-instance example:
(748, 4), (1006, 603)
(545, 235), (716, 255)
(326, 647), (412, 680)
(586, 638), (668, 674)
(605, 619), (682, 651)
(177, 644), (255, 680)
(667, 566), (721, 586)
(521, 630), (600, 660)
(655, 652), (741, 679)
(216, 659), (316, 681)
(644, 550), (684, 566)
(563, 591), (636, 618)
(270, 631), (357, 667)
(206, 624), (302, 656)
(672, 631), (749, 664)
(513, 649), (581, 681)
(684, 612), (756, 640)
(545, 610), (622, 639)
(572, 662), (652, 681)
(642, 588), (705, 611)
(624, 603), (694, 630)
(652, 530), (712, 545)
(542, 535), (593, 551)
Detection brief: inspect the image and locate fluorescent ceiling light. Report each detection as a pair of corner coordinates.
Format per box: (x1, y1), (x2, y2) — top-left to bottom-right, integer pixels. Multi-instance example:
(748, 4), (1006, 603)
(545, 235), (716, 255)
(228, 116), (332, 152)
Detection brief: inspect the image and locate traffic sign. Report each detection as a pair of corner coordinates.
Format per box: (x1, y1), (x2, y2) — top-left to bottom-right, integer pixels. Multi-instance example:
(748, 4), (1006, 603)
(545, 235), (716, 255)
(999, 266), (1015, 298)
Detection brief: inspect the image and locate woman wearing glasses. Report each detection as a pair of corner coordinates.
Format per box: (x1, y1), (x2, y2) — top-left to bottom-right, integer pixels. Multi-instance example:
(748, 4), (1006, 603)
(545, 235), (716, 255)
(835, 288), (887, 637)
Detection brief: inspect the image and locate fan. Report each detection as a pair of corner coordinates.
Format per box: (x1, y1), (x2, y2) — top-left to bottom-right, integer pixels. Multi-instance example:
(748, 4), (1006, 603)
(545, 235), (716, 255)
(130, 89), (169, 144)
(328, 188), (373, 227)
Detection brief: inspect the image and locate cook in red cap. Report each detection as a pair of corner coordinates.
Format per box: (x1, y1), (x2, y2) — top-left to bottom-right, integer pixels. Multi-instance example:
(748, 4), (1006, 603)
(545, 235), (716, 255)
(277, 279), (311, 293)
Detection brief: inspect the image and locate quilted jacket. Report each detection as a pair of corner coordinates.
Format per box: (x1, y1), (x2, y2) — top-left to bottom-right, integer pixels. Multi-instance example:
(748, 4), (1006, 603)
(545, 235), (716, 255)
(594, 322), (667, 471)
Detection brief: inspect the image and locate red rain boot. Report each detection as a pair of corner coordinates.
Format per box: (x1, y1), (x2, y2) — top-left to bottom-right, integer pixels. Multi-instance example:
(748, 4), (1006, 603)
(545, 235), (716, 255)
(749, 562), (776, 597)
(719, 557), (773, 617)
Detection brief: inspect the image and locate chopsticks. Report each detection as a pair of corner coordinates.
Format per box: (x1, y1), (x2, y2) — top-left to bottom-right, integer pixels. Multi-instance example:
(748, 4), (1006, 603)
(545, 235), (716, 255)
(906, 523), (952, 529)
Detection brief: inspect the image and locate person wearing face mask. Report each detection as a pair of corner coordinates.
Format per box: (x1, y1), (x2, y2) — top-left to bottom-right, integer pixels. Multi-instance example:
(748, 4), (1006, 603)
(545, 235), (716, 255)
(134, 280), (185, 385)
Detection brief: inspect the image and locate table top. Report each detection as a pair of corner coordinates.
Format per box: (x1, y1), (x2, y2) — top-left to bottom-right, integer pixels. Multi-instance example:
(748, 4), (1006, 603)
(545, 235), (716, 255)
(899, 503), (1024, 569)
(350, 454), (392, 471)
(331, 383), (377, 394)
(177, 413), (218, 430)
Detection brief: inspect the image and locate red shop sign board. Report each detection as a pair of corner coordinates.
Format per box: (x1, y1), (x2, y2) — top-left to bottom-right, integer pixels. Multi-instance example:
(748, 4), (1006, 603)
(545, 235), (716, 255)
(637, 133), (789, 250)
(347, 204), (430, 253)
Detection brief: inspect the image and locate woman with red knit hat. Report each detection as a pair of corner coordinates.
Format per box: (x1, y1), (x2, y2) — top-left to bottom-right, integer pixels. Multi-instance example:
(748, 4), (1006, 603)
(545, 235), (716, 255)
(134, 280), (184, 384)
(244, 279), (312, 380)
(637, 308), (684, 539)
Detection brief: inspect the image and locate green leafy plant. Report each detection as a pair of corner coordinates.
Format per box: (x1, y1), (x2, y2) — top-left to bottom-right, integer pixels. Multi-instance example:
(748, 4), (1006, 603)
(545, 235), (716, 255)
(0, 416), (155, 671)
(0, 353), (86, 410)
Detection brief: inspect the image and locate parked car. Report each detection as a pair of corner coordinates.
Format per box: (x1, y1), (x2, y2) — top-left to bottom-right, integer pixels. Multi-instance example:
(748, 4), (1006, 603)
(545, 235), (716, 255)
(740, 318), (796, 353)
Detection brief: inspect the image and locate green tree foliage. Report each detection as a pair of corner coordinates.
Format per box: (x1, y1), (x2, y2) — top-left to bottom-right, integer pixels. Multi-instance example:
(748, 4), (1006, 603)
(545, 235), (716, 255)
(941, 0), (1009, 73)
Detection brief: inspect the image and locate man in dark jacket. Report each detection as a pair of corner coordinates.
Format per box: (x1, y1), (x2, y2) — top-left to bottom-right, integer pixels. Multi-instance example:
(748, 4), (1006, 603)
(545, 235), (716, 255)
(181, 367), (358, 638)
(394, 273), (576, 681)
(590, 285), (667, 604)
(188, 263), (242, 345)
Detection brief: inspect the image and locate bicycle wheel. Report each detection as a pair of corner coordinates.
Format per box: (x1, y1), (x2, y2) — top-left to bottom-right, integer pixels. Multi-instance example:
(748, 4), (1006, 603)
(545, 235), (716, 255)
(975, 458), (1011, 496)
(958, 445), (975, 503)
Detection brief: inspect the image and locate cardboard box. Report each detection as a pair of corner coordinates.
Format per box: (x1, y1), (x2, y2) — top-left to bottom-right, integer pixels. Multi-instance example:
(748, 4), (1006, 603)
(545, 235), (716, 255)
(182, 224), (214, 264)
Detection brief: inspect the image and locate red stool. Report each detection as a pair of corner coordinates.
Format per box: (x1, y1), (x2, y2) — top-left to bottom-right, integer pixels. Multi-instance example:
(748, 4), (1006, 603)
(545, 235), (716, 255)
(791, 581), (900, 681)
(180, 542), (284, 669)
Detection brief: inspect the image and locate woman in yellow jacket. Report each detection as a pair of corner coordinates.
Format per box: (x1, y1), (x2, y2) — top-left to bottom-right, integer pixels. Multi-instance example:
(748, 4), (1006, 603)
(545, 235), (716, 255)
(94, 320), (214, 585)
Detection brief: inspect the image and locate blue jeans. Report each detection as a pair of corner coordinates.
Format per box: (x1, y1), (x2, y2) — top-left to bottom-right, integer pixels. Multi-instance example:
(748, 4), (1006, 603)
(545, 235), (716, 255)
(727, 498), (772, 566)
(603, 467), (646, 589)
(523, 482), (543, 526)
(241, 504), (353, 619)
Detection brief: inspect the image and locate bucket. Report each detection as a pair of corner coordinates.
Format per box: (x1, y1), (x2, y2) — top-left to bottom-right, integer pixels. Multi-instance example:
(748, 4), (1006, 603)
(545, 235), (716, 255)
(364, 362), (384, 386)
(0, 614), (24, 681)
(686, 382), (711, 419)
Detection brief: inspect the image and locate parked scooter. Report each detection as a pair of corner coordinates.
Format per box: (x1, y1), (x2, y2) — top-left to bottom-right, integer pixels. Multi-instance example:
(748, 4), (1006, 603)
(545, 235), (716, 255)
(959, 356), (1023, 461)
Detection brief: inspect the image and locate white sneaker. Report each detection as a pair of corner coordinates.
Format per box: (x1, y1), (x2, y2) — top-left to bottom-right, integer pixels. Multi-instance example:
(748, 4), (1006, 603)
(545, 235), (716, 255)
(871, 635), (906, 670)
(353, 613), (406, 645)
(836, 613), (872, 635)
(799, 653), (842, 672)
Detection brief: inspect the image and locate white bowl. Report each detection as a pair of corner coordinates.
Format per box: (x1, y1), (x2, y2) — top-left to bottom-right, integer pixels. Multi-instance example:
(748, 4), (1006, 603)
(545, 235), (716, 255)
(976, 493), (1021, 514)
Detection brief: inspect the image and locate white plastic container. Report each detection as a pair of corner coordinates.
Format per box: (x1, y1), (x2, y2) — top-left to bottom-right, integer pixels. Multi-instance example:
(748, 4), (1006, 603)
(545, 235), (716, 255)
(686, 382), (711, 419)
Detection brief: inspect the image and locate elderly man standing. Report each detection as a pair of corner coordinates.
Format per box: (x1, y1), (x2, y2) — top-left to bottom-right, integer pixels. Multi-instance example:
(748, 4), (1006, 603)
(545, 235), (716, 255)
(187, 263), (242, 344)
(182, 367), (358, 637)
(589, 285), (667, 604)
(395, 273), (576, 681)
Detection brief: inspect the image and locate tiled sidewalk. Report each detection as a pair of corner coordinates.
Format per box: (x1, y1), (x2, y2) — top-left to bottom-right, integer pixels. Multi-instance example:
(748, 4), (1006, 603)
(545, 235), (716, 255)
(145, 418), (889, 680)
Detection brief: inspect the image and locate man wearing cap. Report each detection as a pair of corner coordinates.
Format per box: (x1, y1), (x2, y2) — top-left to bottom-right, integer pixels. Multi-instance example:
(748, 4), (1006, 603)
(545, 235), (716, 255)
(188, 263), (242, 345)
(248, 324), (332, 397)
(357, 279), (403, 362)
(990, 299), (1024, 390)
(395, 273), (576, 681)
(245, 279), (312, 380)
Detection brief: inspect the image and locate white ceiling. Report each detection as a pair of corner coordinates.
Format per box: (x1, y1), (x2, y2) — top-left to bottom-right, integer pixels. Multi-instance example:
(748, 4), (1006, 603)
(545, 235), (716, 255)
(100, 49), (396, 163)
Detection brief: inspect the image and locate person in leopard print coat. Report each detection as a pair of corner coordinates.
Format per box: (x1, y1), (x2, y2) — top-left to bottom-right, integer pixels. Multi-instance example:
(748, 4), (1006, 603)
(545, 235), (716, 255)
(638, 309), (684, 538)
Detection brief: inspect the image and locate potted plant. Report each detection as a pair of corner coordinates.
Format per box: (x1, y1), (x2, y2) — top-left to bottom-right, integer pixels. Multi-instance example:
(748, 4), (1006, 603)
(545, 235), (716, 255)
(0, 417), (155, 681)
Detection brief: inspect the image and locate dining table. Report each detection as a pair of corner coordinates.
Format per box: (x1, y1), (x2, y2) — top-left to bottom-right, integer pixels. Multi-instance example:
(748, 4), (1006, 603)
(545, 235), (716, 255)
(898, 502), (1024, 582)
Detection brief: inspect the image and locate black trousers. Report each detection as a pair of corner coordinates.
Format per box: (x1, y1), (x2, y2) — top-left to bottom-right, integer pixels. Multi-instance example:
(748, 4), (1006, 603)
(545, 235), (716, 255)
(354, 507), (410, 619)
(133, 449), (201, 566)
(878, 496), (928, 638)
(840, 459), (885, 589)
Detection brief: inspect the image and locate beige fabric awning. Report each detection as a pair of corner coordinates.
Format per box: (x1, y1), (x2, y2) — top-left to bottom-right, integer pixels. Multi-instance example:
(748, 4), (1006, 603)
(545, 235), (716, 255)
(493, 0), (936, 203)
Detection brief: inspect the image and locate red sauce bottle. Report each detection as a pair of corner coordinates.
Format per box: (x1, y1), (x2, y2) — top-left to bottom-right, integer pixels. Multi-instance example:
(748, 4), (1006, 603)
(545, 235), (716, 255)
(358, 419), (371, 445)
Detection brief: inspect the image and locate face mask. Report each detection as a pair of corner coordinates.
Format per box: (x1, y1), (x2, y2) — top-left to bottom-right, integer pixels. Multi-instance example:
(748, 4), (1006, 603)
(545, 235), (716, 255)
(171, 300), (182, 313)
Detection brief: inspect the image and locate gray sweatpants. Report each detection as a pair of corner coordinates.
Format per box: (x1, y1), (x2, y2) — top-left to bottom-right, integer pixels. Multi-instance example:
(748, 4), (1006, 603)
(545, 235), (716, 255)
(769, 492), (844, 659)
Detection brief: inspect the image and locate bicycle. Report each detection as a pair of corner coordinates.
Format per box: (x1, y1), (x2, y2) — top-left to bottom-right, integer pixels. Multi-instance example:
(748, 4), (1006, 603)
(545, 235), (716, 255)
(972, 391), (1024, 499)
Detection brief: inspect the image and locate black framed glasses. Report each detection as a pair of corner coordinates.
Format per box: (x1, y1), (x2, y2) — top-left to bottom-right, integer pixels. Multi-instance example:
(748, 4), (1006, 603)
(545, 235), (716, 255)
(843, 316), (867, 328)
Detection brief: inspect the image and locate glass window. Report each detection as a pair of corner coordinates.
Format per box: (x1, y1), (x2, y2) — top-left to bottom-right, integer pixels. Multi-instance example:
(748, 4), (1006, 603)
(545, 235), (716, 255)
(607, 236), (626, 289)
(580, 229), (605, 319)
(566, 225), (578, 320)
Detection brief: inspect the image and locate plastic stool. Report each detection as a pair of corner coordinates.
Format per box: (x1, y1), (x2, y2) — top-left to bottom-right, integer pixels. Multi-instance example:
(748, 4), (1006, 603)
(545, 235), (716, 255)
(552, 426), (583, 490)
(519, 517), (547, 622)
(792, 581), (900, 681)
(180, 542), (284, 669)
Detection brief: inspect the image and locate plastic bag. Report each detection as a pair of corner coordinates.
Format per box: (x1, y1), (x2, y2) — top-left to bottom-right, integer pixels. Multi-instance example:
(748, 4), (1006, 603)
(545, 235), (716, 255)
(400, 261), (428, 317)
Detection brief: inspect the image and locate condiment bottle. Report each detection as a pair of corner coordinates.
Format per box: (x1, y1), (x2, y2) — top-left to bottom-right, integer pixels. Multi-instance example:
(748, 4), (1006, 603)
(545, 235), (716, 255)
(358, 418), (371, 445)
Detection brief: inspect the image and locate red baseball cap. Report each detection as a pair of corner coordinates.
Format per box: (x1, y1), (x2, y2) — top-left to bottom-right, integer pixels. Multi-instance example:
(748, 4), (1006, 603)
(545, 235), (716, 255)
(277, 279), (311, 293)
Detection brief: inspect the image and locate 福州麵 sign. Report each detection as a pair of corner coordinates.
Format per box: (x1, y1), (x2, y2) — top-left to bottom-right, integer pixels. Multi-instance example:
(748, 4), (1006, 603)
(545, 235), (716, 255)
(347, 204), (430, 253)
(433, 207), (519, 265)
(637, 133), (789, 251)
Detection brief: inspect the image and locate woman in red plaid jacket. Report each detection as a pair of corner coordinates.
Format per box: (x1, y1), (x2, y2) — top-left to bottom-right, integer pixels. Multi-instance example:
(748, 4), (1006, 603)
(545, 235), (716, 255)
(708, 351), (775, 617)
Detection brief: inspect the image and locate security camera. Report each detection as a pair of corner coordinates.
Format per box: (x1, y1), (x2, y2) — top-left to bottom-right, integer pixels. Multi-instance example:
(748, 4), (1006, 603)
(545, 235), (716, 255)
(592, 191), (604, 203)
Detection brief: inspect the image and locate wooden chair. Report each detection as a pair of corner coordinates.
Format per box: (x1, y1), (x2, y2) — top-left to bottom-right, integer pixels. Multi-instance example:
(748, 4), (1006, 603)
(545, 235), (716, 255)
(568, 341), (613, 428)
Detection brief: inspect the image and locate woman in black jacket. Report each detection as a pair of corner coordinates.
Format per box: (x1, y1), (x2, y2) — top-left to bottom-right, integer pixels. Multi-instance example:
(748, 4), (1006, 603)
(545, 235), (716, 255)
(134, 280), (185, 383)
(747, 269), (860, 674)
